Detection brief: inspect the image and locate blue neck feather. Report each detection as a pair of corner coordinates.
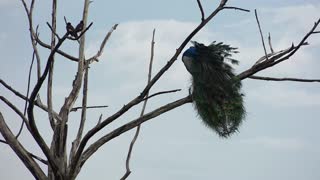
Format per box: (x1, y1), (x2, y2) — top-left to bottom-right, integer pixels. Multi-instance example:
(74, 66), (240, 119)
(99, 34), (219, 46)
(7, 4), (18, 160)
(183, 47), (197, 58)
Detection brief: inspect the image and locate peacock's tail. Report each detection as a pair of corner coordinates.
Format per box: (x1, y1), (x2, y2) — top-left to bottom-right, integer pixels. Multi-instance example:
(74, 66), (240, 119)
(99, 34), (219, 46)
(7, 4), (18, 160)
(189, 42), (245, 137)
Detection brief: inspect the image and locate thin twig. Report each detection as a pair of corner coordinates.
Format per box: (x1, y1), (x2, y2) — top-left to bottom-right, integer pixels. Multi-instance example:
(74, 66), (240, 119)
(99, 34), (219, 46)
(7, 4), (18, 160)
(249, 76), (320, 82)
(0, 96), (30, 133)
(312, 31), (320, 34)
(87, 24), (118, 63)
(0, 78), (62, 121)
(17, 45), (37, 139)
(21, 0), (41, 80)
(196, 0), (205, 21)
(64, 16), (68, 24)
(268, 32), (274, 53)
(35, 36), (78, 61)
(0, 139), (7, 144)
(121, 29), (156, 180)
(71, 105), (109, 112)
(46, 22), (60, 40)
(223, 6), (250, 12)
(254, 9), (269, 63)
(97, 114), (103, 125)
(142, 89), (182, 102)
(28, 152), (48, 165)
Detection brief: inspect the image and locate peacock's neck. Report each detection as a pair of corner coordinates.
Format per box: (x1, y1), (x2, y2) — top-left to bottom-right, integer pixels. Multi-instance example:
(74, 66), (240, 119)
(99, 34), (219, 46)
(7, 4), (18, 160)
(182, 56), (195, 74)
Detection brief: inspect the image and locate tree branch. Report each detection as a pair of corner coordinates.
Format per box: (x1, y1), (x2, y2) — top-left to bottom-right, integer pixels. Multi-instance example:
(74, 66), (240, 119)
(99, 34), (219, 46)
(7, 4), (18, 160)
(87, 24), (118, 64)
(70, 105), (109, 112)
(254, 9), (269, 64)
(70, 62), (89, 164)
(47, 1), (58, 178)
(66, 1), (91, 178)
(0, 78), (61, 122)
(121, 29), (156, 180)
(47, 0), (58, 131)
(0, 112), (47, 179)
(0, 139), (7, 144)
(268, 32), (274, 53)
(46, 22), (60, 40)
(0, 96), (30, 133)
(249, 76), (320, 82)
(223, 6), (250, 12)
(142, 89), (182, 102)
(17, 49), (36, 139)
(268, 18), (320, 67)
(27, 32), (70, 177)
(35, 36), (79, 61)
(238, 18), (320, 80)
(80, 95), (193, 167)
(28, 152), (48, 165)
(21, 0), (41, 80)
(196, 0), (205, 21)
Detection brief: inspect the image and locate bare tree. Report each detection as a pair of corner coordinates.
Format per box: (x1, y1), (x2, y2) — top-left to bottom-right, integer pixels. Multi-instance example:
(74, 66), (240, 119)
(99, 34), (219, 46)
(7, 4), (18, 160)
(0, 0), (319, 180)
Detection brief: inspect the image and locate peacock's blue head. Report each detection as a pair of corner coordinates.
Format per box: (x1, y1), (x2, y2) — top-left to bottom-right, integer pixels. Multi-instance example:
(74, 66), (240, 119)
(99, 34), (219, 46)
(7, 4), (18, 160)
(182, 46), (198, 74)
(182, 46), (198, 59)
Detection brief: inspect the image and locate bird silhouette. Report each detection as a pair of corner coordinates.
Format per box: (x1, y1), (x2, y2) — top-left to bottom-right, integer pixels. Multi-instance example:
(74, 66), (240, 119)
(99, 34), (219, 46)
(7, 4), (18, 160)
(66, 22), (78, 38)
(75, 20), (84, 34)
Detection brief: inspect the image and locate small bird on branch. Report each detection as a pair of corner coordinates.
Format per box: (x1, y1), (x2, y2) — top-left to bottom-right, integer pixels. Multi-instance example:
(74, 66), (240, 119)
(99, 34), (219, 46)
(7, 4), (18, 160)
(66, 22), (78, 38)
(75, 20), (84, 34)
(182, 41), (245, 137)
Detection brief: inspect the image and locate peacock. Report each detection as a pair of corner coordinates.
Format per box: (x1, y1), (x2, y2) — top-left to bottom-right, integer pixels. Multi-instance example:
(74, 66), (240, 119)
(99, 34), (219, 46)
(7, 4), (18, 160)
(182, 41), (245, 137)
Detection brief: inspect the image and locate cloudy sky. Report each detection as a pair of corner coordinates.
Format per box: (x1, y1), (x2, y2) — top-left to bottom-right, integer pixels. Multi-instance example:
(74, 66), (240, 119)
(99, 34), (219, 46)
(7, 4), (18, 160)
(0, 0), (320, 180)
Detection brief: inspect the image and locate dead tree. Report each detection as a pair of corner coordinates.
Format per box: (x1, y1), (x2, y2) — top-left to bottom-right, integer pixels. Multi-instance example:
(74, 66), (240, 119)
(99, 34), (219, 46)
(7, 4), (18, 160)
(0, 0), (319, 180)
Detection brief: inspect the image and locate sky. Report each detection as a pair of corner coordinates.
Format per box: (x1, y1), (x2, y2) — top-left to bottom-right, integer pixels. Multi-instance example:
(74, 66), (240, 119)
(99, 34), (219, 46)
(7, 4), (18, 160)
(0, 0), (320, 180)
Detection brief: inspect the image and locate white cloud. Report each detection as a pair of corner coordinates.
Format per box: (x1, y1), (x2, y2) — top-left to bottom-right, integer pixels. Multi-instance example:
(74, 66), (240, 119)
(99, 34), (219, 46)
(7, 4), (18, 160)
(248, 83), (320, 108)
(262, 4), (320, 30)
(239, 136), (306, 151)
(86, 20), (217, 94)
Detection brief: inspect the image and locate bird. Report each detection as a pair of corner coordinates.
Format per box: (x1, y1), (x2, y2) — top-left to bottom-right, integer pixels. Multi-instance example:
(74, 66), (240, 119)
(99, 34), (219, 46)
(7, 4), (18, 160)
(182, 41), (245, 137)
(66, 22), (78, 38)
(75, 20), (84, 34)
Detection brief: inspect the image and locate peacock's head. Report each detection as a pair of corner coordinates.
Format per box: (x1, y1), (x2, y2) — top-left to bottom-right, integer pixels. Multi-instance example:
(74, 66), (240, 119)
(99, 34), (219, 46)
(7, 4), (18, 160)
(182, 46), (199, 74)
(182, 46), (198, 59)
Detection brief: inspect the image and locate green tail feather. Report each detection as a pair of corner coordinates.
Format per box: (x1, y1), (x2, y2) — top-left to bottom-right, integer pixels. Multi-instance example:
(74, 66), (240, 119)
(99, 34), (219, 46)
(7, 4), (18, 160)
(190, 41), (245, 137)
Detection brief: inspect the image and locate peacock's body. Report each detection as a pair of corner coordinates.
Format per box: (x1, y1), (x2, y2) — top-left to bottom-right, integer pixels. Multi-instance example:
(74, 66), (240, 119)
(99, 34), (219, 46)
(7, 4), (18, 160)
(182, 41), (245, 137)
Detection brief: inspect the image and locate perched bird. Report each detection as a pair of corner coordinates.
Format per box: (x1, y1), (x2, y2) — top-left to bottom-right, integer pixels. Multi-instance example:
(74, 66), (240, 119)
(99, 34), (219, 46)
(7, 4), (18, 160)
(75, 20), (84, 34)
(66, 22), (78, 38)
(182, 41), (245, 137)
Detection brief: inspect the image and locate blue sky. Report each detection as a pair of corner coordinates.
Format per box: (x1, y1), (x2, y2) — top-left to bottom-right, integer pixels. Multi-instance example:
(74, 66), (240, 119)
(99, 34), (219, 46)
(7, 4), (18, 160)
(0, 0), (320, 180)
